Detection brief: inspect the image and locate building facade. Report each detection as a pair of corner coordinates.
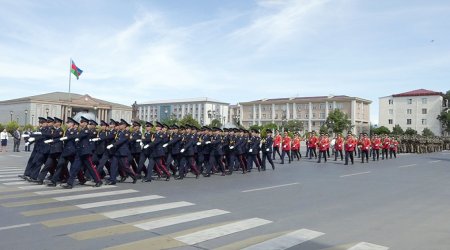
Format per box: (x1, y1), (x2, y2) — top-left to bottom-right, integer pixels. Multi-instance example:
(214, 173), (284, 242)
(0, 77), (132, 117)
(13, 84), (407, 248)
(0, 92), (132, 126)
(379, 89), (444, 135)
(136, 98), (229, 126)
(239, 95), (371, 134)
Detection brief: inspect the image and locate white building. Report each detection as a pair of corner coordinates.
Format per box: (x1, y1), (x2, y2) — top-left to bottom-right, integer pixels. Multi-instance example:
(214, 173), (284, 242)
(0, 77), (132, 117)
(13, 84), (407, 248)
(379, 89), (444, 135)
(136, 98), (229, 126)
(0, 92), (132, 126)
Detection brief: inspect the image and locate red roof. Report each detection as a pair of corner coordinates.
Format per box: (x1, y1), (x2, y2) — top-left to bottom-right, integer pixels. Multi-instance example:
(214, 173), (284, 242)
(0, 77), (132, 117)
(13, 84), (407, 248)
(392, 89), (443, 97)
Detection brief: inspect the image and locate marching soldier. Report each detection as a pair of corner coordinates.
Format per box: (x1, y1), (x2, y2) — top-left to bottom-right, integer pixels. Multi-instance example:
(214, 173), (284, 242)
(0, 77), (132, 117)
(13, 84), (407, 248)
(361, 133), (371, 163)
(261, 129), (275, 170)
(247, 129), (261, 172)
(334, 133), (344, 161)
(344, 132), (356, 165)
(280, 130), (291, 164)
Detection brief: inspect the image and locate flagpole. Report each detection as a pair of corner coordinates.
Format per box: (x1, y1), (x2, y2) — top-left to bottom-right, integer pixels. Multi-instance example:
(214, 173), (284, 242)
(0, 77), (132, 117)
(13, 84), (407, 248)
(68, 58), (72, 118)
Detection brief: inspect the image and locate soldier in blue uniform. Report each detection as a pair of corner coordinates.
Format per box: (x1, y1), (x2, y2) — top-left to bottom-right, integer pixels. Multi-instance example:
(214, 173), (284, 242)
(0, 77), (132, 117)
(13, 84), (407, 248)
(138, 121), (153, 182)
(178, 125), (200, 179)
(92, 120), (108, 174)
(96, 119), (118, 177)
(247, 129), (261, 172)
(129, 121), (143, 175)
(105, 119), (137, 185)
(62, 116), (103, 189)
(208, 127), (226, 176)
(34, 117), (64, 184)
(261, 129), (275, 170)
(27, 117), (52, 181)
(145, 122), (171, 181)
(19, 117), (46, 180)
(166, 125), (182, 177)
(234, 129), (248, 174)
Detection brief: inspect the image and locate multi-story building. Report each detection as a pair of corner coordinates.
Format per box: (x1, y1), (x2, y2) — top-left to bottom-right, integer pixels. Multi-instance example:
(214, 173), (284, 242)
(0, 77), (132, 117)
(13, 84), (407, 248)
(136, 98), (229, 126)
(228, 104), (241, 127)
(379, 89), (444, 135)
(239, 95), (371, 134)
(0, 92), (132, 126)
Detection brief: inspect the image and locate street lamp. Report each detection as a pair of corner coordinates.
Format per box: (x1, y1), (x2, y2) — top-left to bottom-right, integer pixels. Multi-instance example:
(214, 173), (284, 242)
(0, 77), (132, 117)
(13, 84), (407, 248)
(31, 114), (34, 125)
(16, 115), (19, 123)
(24, 109), (28, 126)
(45, 108), (49, 117)
(10, 111), (13, 121)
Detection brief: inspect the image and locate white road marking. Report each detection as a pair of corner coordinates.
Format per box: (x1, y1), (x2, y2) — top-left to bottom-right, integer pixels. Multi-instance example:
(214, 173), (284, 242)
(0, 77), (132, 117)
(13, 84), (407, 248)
(33, 185), (116, 195)
(0, 178), (25, 182)
(3, 181), (32, 185)
(0, 168), (22, 172)
(0, 174), (22, 178)
(429, 160), (442, 163)
(53, 189), (138, 201)
(348, 242), (389, 250)
(18, 185), (49, 190)
(76, 195), (164, 209)
(242, 182), (300, 193)
(398, 164), (417, 168)
(242, 228), (325, 250)
(340, 171), (371, 178)
(102, 201), (194, 219)
(0, 223), (32, 231)
(0, 167), (23, 169)
(175, 218), (272, 245)
(134, 209), (230, 231)
(0, 171), (23, 175)
(7, 155), (23, 158)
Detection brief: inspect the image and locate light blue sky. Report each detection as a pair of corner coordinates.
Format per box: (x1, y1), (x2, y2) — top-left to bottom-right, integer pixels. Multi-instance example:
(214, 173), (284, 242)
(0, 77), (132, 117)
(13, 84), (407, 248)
(1, 0), (449, 124)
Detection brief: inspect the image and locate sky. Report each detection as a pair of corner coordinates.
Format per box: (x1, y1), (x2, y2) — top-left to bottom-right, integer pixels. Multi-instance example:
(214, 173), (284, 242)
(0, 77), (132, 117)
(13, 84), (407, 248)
(1, 0), (449, 124)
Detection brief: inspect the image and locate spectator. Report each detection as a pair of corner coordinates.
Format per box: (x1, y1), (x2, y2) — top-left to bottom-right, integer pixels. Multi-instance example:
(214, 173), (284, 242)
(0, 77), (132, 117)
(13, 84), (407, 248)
(23, 128), (31, 152)
(0, 128), (9, 152)
(13, 128), (21, 152)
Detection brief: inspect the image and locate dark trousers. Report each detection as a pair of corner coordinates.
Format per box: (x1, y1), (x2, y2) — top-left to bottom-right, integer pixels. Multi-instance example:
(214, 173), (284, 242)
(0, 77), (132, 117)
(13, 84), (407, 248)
(23, 149), (38, 177)
(382, 149), (389, 159)
(389, 149), (397, 158)
(292, 149), (301, 160)
(318, 150), (327, 163)
(372, 149), (380, 161)
(237, 154), (247, 173)
(13, 140), (20, 152)
(345, 151), (354, 165)
(51, 154), (76, 183)
(227, 153), (238, 173)
(262, 151), (275, 170)
(179, 156), (200, 177)
(24, 141), (31, 152)
(361, 150), (369, 163)
(110, 156), (136, 182)
(37, 153), (60, 181)
(335, 150), (343, 161)
(30, 153), (49, 179)
(272, 146), (282, 160)
(247, 154), (261, 171)
(67, 154), (102, 186)
(281, 150), (291, 164)
(308, 147), (317, 159)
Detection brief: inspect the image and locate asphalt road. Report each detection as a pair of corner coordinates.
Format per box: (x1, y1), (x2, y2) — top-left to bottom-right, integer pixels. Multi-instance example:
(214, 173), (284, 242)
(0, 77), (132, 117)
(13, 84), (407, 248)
(0, 145), (449, 250)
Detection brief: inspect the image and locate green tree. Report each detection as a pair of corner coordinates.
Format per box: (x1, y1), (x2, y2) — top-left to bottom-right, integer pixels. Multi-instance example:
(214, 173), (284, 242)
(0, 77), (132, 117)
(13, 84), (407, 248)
(0, 123), (4, 133)
(404, 128), (418, 135)
(284, 120), (303, 133)
(392, 124), (404, 135)
(209, 119), (222, 128)
(5, 121), (19, 134)
(373, 126), (390, 135)
(319, 125), (328, 134)
(422, 128), (435, 137)
(249, 124), (263, 131)
(162, 118), (179, 126)
(179, 114), (201, 128)
(437, 109), (450, 134)
(326, 109), (351, 134)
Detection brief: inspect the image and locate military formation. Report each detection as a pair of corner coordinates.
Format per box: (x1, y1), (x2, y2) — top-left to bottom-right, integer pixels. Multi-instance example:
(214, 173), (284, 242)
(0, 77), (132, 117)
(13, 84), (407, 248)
(16, 116), (447, 188)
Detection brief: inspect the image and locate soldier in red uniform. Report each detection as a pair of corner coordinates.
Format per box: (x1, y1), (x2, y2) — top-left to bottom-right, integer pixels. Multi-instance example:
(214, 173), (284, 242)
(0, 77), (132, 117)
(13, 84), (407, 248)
(361, 133), (371, 163)
(317, 133), (329, 163)
(381, 134), (390, 160)
(308, 131), (318, 159)
(390, 137), (399, 159)
(291, 133), (301, 161)
(344, 132), (356, 165)
(280, 131), (291, 164)
(272, 131), (282, 160)
(371, 134), (381, 161)
(334, 134), (344, 161)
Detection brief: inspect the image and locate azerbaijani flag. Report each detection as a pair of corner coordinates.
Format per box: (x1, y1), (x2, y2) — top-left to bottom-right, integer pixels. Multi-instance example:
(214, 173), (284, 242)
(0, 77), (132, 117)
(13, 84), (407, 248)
(71, 60), (83, 80)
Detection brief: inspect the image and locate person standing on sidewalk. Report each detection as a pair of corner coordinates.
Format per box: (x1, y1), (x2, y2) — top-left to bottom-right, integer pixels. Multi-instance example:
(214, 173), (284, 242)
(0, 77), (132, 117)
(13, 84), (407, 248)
(0, 128), (9, 152)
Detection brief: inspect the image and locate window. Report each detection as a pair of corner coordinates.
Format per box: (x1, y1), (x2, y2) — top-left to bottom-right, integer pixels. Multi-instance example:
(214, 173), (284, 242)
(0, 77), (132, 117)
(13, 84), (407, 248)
(312, 121), (316, 126)
(319, 113), (325, 119)
(388, 99), (393, 105)
(328, 104), (332, 109)
(312, 104), (317, 110)
(422, 108), (427, 114)
(305, 114), (309, 119)
(312, 113), (316, 118)
(407, 109), (412, 114)
(388, 119), (393, 124)
(407, 119), (412, 125)
(389, 109), (393, 115)
(422, 98), (427, 104)
(262, 114), (266, 119)
(422, 119), (427, 125)
(319, 104), (325, 110)
(407, 99), (412, 104)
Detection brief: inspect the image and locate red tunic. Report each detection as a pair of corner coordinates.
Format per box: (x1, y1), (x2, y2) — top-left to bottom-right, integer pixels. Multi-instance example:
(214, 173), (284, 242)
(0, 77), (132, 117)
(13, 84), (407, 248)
(345, 138), (356, 151)
(292, 138), (300, 150)
(274, 135), (282, 147)
(382, 138), (391, 149)
(362, 138), (371, 151)
(334, 137), (343, 150)
(318, 138), (329, 151)
(308, 136), (318, 148)
(282, 136), (291, 151)
(372, 138), (381, 150)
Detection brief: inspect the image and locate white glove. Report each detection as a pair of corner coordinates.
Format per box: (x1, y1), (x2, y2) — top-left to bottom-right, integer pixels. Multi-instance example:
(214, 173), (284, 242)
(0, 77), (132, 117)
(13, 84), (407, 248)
(180, 148), (185, 153)
(266, 148), (270, 152)
(162, 143), (168, 148)
(106, 144), (114, 149)
(28, 137), (35, 142)
(140, 142), (143, 148)
(229, 146), (234, 149)
(90, 138), (101, 142)
(283, 145), (287, 148)
(59, 137), (68, 141)
(205, 141), (211, 144)
(136, 139), (142, 142)
(33, 132), (42, 135)
(349, 144), (353, 147)
(44, 139), (53, 144)
(143, 144), (149, 149)
(196, 142), (201, 146)
(75, 138), (79, 142)
(249, 149), (253, 153)
(25, 142), (29, 146)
